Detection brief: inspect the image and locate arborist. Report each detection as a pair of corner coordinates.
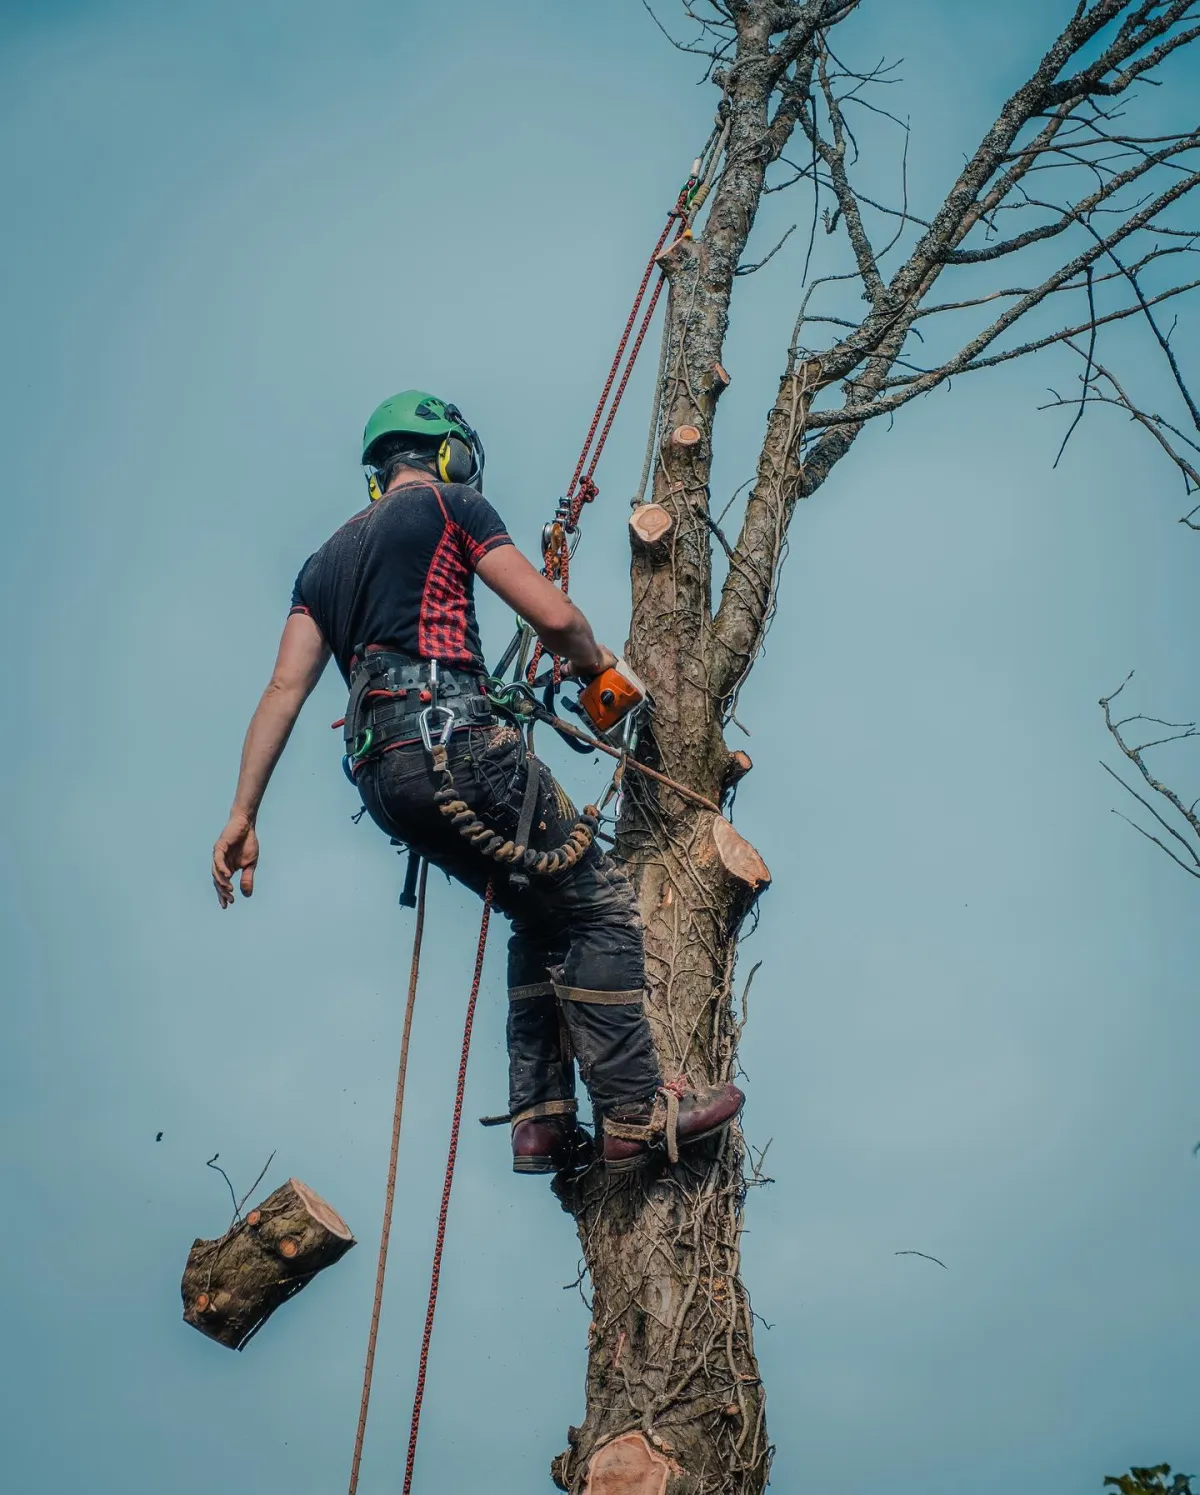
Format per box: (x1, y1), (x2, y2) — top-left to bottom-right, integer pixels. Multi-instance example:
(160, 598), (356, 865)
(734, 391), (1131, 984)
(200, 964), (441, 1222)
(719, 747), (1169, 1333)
(211, 390), (743, 1173)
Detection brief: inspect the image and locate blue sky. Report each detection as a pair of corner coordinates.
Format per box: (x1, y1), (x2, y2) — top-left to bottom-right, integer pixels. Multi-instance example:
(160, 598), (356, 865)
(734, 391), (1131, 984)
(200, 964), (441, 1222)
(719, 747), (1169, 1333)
(2, 3), (1197, 1492)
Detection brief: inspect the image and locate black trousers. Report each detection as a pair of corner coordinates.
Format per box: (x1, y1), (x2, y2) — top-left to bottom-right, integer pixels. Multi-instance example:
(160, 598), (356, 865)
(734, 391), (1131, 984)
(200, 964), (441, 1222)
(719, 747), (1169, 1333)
(355, 724), (662, 1120)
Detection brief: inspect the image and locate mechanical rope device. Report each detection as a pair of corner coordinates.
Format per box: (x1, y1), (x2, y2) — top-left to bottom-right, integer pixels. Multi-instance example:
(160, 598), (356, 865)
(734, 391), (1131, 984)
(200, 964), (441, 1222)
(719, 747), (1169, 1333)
(345, 122), (727, 1495)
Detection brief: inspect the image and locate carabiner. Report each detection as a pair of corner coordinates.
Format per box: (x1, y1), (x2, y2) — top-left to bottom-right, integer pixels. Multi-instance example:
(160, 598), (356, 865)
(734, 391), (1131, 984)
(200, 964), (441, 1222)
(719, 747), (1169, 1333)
(350, 726), (375, 761)
(419, 705), (455, 754)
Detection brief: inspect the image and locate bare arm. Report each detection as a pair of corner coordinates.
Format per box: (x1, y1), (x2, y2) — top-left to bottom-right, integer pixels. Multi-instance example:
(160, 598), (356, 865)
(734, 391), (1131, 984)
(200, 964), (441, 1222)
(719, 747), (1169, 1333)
(475, 545), (616, 677)
(212, 611), (330, 907)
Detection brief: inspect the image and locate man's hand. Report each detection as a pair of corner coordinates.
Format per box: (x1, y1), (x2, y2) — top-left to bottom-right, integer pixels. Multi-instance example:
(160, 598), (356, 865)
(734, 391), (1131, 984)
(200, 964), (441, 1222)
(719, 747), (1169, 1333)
(563, 644), (618, 682)
(212, 814), (260, 909)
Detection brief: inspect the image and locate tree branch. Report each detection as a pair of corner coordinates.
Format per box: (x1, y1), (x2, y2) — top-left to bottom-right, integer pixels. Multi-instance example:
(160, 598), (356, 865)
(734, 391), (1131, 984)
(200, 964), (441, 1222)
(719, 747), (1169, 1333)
(1100, 674), (1200, 875)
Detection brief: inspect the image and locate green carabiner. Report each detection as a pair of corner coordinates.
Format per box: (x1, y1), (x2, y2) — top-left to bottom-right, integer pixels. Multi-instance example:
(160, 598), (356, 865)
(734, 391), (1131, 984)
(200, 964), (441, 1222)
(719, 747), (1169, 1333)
(351, 726), (375, 761)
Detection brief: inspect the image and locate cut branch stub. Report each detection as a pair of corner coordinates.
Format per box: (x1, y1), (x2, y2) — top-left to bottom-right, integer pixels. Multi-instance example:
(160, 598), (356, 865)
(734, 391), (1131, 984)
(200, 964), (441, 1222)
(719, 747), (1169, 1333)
(654, 234), (696, 279)
(666, 424), (703, 451)
(710, 815), (771, 891)
(629, 504), (674, 558)
(722, 750), (753, 796)
(180, 1177), (354, 1351)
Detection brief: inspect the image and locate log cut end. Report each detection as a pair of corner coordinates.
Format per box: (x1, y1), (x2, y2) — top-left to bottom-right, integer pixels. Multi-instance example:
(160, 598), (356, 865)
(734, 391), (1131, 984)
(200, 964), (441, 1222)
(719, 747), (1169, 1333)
(583, 1432), (680, 1495)
(711, 816), (771, 890)
(288, 1177), (352, 1238)
(181, 1177), (354, 1351)
(629, 504), (673, 553)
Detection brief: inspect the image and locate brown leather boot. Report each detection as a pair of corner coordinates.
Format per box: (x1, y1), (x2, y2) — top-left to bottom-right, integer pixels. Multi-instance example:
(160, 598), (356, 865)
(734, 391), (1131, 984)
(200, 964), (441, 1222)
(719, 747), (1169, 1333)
(602, 1081), (745, 1170)
(510, 1101), (594, 1175)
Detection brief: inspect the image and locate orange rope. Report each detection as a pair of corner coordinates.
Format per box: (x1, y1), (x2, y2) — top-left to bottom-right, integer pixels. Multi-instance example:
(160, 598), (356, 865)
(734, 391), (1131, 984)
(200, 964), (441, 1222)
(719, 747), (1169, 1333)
(347, 859), (429, 1495)
(402, 882), (493, 1495)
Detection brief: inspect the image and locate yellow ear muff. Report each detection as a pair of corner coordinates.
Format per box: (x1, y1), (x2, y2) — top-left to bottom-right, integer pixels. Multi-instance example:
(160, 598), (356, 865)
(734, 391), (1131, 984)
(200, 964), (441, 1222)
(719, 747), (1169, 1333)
(366, 472), (384, 502)
(437, 434), (475, 484)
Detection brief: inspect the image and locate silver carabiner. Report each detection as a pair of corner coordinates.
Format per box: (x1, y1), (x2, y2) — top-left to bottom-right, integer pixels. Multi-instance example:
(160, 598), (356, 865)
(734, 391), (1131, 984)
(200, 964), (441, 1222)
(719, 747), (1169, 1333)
(419, 705), (455, 754)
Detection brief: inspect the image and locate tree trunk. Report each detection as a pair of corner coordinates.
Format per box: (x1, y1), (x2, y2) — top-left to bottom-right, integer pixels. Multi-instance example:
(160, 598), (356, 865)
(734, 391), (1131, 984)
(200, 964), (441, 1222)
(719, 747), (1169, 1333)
(181, 1177), (354, 1350)
(553, 16), (792, 1489)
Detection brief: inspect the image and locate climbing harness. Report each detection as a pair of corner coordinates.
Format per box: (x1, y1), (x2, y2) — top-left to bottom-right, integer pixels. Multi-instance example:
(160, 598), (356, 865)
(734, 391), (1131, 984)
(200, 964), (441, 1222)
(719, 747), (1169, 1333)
(339, 650), (494, 780)
(339, 650), (607, 882)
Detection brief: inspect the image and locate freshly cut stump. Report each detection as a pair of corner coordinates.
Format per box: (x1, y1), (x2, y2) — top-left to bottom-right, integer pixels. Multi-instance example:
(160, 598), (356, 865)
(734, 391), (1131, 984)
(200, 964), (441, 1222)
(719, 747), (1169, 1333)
(181, 1177), (354, 1350)
(582, 1433), (679, 1495)
(629, 503), (674, 560)
(710, 814), (771, 890)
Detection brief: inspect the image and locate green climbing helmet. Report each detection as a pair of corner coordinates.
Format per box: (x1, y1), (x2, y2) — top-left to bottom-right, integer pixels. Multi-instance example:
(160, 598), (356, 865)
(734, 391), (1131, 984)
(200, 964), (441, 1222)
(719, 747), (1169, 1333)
(361, 389), (473, 463)
(361, 389), (485, 490)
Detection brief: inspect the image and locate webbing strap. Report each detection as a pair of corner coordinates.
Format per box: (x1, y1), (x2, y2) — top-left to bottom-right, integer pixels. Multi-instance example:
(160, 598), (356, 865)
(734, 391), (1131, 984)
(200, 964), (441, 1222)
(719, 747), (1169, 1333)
(508, 981), (555, 1002)
(509, 1097), (578, 1128)
(508, 746), (545, 891)
(552, 980), (646, 1007)
(603, 1088), (681, 1165)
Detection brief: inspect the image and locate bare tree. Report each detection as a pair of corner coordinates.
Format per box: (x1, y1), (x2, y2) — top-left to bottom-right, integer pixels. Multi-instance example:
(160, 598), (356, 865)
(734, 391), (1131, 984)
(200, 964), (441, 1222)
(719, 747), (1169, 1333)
(550, 5), (1200, 1491)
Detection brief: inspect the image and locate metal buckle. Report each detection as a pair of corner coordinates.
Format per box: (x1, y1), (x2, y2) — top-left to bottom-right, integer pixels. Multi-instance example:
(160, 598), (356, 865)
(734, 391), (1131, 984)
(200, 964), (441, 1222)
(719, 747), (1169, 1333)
(418, 705), (455, 754)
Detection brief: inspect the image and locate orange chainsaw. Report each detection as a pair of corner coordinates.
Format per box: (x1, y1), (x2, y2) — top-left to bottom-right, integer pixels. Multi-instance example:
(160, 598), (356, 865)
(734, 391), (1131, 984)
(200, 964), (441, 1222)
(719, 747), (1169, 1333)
(577, 658), (647, 734)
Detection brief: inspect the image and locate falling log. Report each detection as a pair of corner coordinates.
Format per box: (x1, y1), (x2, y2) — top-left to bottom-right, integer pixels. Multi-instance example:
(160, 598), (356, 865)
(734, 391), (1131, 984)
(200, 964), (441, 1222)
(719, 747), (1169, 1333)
(629, 503), (673, 557)
(181, 1177), (354, 1350)
(711, 815), (771, 890)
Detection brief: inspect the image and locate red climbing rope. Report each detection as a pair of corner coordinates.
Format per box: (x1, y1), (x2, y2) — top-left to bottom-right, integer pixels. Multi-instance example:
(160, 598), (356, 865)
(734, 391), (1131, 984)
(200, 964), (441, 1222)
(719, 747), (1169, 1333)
(401, 882), (493, 1495)
(529, 210), (689, 685)
(564, 215), (676, 511)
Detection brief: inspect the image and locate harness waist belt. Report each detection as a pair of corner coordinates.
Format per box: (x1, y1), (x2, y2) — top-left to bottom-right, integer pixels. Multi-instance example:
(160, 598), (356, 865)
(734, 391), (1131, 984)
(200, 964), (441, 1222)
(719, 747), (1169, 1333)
(344, 650), (494, 763)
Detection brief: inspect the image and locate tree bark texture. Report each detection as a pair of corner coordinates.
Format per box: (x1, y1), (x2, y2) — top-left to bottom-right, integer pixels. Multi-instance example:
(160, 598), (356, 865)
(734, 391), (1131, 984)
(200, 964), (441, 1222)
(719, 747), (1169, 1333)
(181, 1177), (354, 1351)
(555, 13), (804, 1492)
(552, 1), (1200, 1487)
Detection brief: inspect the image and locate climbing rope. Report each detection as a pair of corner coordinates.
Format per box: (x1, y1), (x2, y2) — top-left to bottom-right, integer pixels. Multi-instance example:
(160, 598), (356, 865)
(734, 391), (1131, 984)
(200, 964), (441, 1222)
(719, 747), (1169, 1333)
(402, 882), (493, 1495)
(526, 172), (702, 686)
(347, 858), (429, 1495)
(345, 875), (493, 1495)
(527, 214), (680, 688)
(527, 117), (728, 688)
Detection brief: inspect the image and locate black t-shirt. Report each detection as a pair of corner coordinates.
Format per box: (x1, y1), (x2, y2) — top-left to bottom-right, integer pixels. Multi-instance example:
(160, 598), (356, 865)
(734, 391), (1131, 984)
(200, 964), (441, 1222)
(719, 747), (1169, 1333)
(290, 479), (513, 683)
